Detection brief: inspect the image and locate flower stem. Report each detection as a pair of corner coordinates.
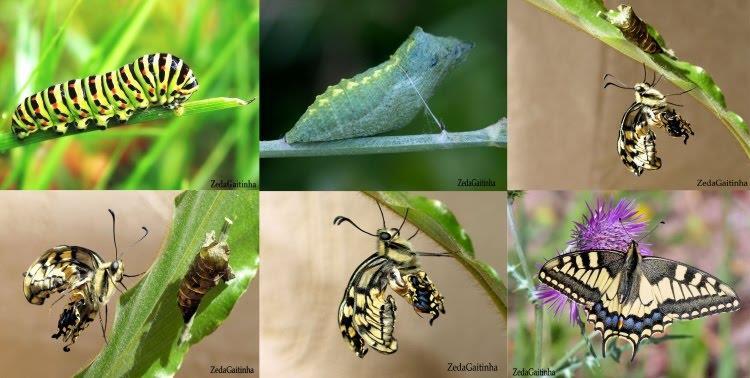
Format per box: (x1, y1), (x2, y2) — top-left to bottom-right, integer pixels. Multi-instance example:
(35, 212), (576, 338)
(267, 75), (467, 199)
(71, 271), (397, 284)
(550, 332), (597, 371)
(507, 197), (545, 367)
(260, 119), (506, 158)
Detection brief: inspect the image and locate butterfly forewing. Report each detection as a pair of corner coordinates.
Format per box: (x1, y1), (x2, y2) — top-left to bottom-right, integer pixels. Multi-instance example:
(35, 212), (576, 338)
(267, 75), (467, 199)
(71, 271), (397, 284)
(24, 246), (103, 305)
(338, 254), (398, 357)
(618, 103), (661, 176)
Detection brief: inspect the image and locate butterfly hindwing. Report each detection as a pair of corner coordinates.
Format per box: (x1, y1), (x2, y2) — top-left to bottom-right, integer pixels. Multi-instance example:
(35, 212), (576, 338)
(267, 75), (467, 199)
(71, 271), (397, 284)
(393, 270), (446, 325)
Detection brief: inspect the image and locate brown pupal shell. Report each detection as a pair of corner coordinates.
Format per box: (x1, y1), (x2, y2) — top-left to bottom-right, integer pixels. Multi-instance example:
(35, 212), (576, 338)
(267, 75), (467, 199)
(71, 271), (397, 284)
(177, 218), (235, 323)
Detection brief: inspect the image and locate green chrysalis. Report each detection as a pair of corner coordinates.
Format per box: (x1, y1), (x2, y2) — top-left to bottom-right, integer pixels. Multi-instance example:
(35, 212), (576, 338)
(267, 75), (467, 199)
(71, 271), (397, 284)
(284, 27), (472, 143)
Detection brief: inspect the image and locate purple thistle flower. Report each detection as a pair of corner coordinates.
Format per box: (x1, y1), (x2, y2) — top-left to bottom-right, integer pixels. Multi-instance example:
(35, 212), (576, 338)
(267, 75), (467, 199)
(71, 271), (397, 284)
(537, 198), (651, 322)
(570, 198), (652, 255)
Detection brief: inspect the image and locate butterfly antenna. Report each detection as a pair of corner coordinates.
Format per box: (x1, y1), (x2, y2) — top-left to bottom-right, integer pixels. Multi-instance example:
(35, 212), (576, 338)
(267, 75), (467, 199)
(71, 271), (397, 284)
(377, 201), (386, 229)
(133, 227), (149, 245)
(333, 216), (377, 237)
(397, 208), (409, 235)
(108, 209), (119, 260)
(642, 63), (647, 83)
(637, 220), (665, 243)
(602, 74), (633, 90)
(408, 228), (420, 241)
(618, 217), (637, 241)
(398, 63), (444, 132)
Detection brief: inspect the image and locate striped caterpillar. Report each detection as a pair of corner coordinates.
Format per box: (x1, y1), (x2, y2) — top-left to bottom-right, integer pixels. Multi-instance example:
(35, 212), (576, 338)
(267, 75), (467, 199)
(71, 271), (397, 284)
(177, 217), (234, 324)
(284, 27), (472, 143)
(11, 53), (198, 139)
(603, 5), (676, 59)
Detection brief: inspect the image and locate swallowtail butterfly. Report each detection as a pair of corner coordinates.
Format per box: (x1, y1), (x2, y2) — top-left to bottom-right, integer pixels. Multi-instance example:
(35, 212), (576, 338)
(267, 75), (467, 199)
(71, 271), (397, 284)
(11, 53), (198, 139)
(335, 202), (448, 357)
(604, 67), (694, 176)
(22, 209), (147, 351)
(538, 240), (740, 361)
(284, 27), (472, 143)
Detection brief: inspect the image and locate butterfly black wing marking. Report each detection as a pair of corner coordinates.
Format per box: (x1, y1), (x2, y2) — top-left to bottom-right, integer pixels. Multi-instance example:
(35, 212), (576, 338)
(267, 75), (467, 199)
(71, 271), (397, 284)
(23, 246), (103, 305)
(538, 248), (741, 361)
(338, 254), (399, 357)
(618, 102), (662, 176)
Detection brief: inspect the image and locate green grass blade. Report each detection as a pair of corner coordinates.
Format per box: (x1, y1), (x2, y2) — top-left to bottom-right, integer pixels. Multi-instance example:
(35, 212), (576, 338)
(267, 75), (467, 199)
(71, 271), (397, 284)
(120, 10), (259, 188)
(366, 191), (507, 319)
(77, 190), (259, 377)
(0, 97), (251, 152)
(525, 0), (750, 158)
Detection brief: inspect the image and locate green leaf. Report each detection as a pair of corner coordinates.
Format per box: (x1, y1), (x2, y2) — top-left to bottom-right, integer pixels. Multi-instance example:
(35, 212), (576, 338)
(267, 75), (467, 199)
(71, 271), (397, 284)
(525, 0), (750, 159)
(77, 190), (259, 377)
(365, 191), (507, 319)
(0, 97), (252, 153)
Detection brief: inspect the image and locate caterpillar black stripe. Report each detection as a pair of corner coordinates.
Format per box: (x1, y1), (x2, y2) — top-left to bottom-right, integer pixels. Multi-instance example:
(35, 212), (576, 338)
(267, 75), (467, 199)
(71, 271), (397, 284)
(11, 53), (198, 139)
(177, 217), (235, 323)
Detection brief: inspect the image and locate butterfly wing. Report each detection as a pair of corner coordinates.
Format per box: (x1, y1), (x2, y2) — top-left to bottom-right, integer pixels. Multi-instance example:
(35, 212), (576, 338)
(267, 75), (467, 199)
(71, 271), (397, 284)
(392, 270), (446, 325)
(538, 249), (626, 306)
(23, 246), (103, 305)
(618, 102), (661, 176)
(639, 256), (741, 319)
(338, 254), (399, 357)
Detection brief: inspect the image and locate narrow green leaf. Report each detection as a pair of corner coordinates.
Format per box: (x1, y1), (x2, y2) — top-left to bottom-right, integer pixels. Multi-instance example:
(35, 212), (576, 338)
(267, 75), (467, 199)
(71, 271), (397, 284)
(526, 0), (750, 158)
(77, 190), (259, 377)
(366, 191), (507, 319)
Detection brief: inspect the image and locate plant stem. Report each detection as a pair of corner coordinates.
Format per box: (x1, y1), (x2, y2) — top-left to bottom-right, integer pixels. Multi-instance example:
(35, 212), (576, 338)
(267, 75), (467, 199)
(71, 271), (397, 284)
(551, 332), (597, 371)
(535, 305), (544, 367)
(260, 119), (506, 158)
(507, 197), (546, 367)
(0, 97), (251, 152)
(507, 200), (533, 283)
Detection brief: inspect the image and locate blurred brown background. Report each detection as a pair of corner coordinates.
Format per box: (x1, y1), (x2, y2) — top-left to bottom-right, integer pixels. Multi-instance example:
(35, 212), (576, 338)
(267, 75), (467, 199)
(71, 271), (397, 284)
(0, 191), (258, 377)
(508, 1), (750, 189)
(260, 192), (506, 377)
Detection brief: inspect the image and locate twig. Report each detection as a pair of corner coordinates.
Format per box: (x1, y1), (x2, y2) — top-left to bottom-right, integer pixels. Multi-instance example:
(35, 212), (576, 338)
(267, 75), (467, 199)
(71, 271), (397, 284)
(260, 119), (507, 158)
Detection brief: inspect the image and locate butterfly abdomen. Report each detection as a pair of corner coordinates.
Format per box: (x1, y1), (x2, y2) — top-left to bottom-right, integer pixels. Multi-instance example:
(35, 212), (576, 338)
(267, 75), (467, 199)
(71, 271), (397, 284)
(177, 219), (234, 323)
(12, 53), (198, 139)
(283, 27), (471, 143)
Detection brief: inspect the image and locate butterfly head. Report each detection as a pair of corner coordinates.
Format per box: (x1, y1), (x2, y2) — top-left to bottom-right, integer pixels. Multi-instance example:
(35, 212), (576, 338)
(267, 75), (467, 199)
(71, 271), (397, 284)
(108, 259), (125, 283)
(376, 227), (415, 261)
(634, 83), (666, 107)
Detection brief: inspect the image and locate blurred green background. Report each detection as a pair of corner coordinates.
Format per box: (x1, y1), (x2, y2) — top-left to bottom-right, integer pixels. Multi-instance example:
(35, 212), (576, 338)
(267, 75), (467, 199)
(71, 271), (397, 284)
(260, 0), (506, 190)
(508, 191), (748, 377)
(0, 0), (258, 189)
